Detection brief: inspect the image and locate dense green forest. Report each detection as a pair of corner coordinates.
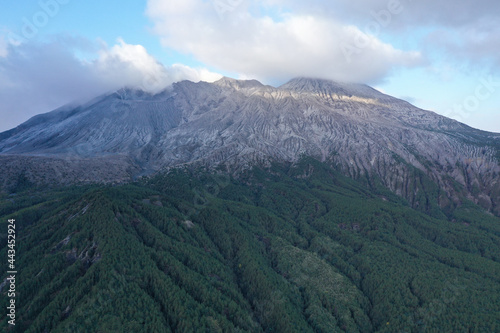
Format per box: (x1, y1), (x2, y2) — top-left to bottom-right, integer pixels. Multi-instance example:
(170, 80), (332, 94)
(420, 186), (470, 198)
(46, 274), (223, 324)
(1, 158), (499, 332)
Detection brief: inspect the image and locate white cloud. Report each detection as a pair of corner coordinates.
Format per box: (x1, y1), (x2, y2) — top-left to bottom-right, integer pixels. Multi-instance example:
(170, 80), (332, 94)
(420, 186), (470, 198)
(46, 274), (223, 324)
(93, 39), (222, 93)
(425, 21), (500, 70)
(264, 0), (500, 28)
(146, 0), (423, 84)
(314, 0), (500, 70)
(0, 35), (8, 58)
(0, 38), (221, 132)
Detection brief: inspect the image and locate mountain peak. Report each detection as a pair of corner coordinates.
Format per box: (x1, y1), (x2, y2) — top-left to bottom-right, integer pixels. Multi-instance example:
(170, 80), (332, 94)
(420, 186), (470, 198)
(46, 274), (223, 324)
(110, 86), (174, 101)
(280, 77), (385, 100)
(214, 76), (264, 90)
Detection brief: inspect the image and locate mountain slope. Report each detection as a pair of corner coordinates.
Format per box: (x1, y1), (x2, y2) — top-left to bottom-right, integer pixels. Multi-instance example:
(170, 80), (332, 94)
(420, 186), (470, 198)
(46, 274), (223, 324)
(1, 160), (499, 332)
(0, 77), (499, 214)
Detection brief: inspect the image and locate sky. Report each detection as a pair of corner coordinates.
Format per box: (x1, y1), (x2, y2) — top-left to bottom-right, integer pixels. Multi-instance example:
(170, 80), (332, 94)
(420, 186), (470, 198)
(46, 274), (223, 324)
(0, 0), (499, 133)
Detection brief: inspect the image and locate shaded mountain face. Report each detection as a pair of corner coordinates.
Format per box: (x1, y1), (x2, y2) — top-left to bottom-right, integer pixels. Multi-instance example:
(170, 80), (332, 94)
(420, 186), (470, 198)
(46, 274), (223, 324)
(1, 77), (499, 214)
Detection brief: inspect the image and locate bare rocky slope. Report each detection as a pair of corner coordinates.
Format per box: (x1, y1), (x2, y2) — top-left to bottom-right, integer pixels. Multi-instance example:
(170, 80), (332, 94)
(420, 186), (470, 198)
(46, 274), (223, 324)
(1, 77), (499, 214)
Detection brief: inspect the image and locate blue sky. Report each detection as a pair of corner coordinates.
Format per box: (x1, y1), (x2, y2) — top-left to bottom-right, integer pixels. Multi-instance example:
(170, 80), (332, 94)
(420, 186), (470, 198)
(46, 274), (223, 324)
(1, 0), (499, 133)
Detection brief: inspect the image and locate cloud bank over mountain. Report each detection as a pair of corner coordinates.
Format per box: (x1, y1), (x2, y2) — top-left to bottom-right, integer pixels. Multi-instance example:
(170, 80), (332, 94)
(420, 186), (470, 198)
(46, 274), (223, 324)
(146, 0), (423, 84)
(0, 37), (221, 132)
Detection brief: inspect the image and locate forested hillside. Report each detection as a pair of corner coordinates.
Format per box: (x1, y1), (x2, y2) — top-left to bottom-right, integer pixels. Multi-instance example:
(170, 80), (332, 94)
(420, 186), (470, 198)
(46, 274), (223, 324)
(1, 158), (499, 332)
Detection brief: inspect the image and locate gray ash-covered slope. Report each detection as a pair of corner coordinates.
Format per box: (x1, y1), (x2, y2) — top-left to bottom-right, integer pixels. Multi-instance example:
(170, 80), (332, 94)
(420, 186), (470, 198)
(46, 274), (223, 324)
(1, 76), (499, 213)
